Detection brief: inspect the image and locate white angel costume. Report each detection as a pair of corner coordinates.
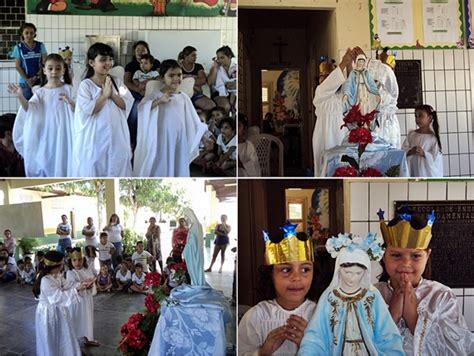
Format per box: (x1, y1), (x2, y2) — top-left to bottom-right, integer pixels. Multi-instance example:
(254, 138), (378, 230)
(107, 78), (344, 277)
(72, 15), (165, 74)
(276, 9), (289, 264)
(367, 59), (401, 148)
(13, 85), (75, 177)
(66, 266), (96, 342)
(134, 90), (207, 177)
(238, 298), (316, 356)
(35, 273), (81, 356)
(72, 77), (133, 177)
(298, 248), (404, 356)
(312, 66), (347, 176)
(376, 279), (474, 355)
(238, 140), (261, 177)
(402, 131), (443, 177)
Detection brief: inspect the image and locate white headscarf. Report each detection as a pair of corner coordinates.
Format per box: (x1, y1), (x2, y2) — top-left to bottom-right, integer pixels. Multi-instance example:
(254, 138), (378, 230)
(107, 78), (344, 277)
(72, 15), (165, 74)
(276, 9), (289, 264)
(328, 248), (371, 291)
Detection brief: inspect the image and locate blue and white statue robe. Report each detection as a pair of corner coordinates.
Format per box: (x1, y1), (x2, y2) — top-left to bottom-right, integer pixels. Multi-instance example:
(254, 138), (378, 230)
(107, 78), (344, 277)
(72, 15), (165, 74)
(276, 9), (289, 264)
(342, 69), (379, 116)
(298, 287), (404, 356)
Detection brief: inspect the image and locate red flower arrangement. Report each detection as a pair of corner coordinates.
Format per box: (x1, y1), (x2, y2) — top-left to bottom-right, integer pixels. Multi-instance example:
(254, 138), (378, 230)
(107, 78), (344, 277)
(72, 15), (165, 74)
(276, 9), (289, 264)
(144, 272), (161, 287)
(333, 105), (385, 177)
(144, 294), (161, 314)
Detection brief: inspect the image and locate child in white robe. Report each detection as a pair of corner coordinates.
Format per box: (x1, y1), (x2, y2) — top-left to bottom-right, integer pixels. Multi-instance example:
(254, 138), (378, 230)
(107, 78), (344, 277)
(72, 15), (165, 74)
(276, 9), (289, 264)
(66, 247), (99, 347)
(375, 209), (474, 355)
(402, 104), (443, 177)
(73, 42), (133, 177)
(33, 250), (89, 356)
(8, 53), (75, 177)
(238, 113), (260, 177)
(134, 59), (207, 177)
(238, 225), (319, 355)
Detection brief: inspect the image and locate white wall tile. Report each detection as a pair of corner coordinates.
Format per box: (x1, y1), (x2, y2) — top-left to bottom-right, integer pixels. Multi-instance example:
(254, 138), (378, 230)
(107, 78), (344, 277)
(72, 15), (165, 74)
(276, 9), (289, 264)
(459, 133), (469, 153)
(454, 49), (464, 69)
(350, 222), (370, 237)
(408, 182), (428, 200)
(467, 182), (474, 199)
(447, 181), (466, 199)
(434, 50), (445, 69)
(435, 72), (446, 91)
(455, 70), (466, 89)
(464, 296), (474, 330)
(457, 92), (467, 111)
(424, 70), (435, 91)
(351, 183), (369, 221)
(448, 133), (459, 153)
(445, 70), (455, 90)
(427, 181), (446, 200)
(446, 91), (456, 111)
(437, 112), (448, 134)
(369, 183), (388, 220)
(449, 155), (460, 176)
(460, 154), (471, 175)
(424, 49), (434, 69)
(436, 91), (447, 111)
(444, 50), (454, 69)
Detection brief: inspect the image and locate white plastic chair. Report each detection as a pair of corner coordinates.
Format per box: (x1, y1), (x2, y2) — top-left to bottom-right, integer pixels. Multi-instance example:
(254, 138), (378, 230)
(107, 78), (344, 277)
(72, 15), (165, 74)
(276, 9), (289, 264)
(247, 125), (260, 137)
(247, 133), (284, 176)
(108, 65), (125, 83)
(144, 77), (195, 99)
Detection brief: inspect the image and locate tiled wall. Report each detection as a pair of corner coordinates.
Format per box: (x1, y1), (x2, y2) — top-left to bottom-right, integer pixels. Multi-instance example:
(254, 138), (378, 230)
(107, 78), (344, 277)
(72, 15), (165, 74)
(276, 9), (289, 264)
(1, 14), (236, 113)
(349, 179), (474, 331)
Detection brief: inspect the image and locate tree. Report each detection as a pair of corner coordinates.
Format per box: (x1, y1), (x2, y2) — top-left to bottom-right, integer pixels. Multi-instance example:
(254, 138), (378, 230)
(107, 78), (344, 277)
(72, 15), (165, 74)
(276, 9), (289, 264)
(119, 179), (189, 228)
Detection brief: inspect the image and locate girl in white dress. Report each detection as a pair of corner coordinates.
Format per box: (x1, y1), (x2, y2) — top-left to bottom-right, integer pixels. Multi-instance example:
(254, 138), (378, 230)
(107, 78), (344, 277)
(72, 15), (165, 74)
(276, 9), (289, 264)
(238, 228), (320, 356)
(8, 53), (75, 177)
(66, 247), (99, 347)
(33, 250), (89, 356)
(73, 42), (133, 177)
(375, 209), (474, 355)
(134, 59), (207, 177)
(402, 104), (443, 177)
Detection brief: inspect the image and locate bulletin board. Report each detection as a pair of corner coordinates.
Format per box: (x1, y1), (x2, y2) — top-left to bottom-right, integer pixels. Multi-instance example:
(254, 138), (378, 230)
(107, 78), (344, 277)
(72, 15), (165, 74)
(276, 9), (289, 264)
(369, 0), (464, 49)
(395, 200), (474, 288)
(0, 202), (45, 238)
(137, 30), (223, 72)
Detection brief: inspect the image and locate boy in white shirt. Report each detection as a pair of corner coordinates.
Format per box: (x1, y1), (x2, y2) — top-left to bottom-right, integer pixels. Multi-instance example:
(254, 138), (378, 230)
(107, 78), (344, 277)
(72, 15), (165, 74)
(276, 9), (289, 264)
(95, 232), (115, 271)
(131, 241), (154, 273)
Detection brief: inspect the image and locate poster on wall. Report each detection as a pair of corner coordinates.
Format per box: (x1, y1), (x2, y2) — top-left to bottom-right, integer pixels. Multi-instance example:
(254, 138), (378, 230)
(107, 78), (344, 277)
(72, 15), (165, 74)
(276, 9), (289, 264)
(466, 0), (474, 47)
(369, 0), (464, 49)
(26, 0), (236, 17)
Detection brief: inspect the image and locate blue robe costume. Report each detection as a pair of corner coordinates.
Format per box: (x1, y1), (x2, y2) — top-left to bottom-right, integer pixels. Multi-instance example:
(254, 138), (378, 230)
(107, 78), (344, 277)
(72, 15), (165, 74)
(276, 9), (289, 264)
(298, 287), (404, 355)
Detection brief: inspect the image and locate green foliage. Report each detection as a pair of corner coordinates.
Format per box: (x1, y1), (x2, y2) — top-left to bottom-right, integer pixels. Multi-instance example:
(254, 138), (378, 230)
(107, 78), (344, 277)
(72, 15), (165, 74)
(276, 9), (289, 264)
(75, 241), (85, 249)
(122, 228), (143, 255)
(17, 238), (39, 255)
(33, 179), (105, 197)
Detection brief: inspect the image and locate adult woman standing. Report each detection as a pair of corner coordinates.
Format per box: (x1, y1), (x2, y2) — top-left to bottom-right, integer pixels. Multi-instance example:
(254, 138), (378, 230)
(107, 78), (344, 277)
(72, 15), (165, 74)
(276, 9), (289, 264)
(145, 217), (162, 273)
(204, 214), (230, 273)
(171, 217), (188, 259)
(124, 41), (161, 150)
(3, 229), (16, 257)
(56, 214), (72, 256)
(207, 46), (236, 114)
(102, 214), (123, 268)
(178, 46), (215, 115)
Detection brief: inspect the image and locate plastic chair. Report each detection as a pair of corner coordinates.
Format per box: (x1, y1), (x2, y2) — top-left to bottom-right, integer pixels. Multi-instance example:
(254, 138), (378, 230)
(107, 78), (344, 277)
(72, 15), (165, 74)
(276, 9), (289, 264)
(247, 133), (284, 176)
(108, 65), (125, 83)
(247, 125), (260, 137)
(144, 77), (195, 99)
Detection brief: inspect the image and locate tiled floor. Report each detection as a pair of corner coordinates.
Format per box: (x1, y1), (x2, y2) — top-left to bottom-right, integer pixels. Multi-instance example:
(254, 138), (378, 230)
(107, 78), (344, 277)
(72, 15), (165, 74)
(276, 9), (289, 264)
(0, 245), (235, 355)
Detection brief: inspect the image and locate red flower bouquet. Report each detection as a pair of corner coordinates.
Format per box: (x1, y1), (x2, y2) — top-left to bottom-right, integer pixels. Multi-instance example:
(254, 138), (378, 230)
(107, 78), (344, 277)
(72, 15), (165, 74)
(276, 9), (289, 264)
(333, 105), (394, 177)
(144, 272), (161, 287)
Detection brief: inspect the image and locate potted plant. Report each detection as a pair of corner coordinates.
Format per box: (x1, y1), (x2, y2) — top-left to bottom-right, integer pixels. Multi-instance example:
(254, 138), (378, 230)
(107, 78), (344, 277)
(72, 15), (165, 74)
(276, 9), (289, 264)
(17, 238), (39, 259)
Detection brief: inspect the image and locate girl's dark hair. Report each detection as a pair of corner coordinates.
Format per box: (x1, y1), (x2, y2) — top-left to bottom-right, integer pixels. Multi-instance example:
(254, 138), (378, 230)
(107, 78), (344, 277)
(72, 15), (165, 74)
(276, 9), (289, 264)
(216, 46), (234, 58)
(238, 113), (249, 128)
(140, 53), (154, 63)
(208, 107), (226, 121)
(109, 213), (120, 224)
(67, 248), (88, 270)
(132, 41), (151, 60)
(415, 104), (442, 152)
(219, 117), (236, 131)
(84, 245), (97, 258)
(178, 46), (197, 61)
(85, 42), (114, 79)
(4, 229), (11, 234)
(340, 262), (367, 269)
(19, 22), (37, 39)
(40, 54), (71, 86)
(33, 251), (63, 298)
(159, 59), (181, 77)
(256, 261), (325, 303)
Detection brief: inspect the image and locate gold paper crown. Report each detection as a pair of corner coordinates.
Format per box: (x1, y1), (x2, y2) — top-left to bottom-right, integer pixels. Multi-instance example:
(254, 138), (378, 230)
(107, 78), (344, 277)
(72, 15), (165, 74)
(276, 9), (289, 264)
(377, 209), (435, 249)
(377, 47), (396, 69)
(319, 57), (337, 75)
(263, 223), (314, 265)
(69, 249), (83, 260)
(44, 256), (63, 267)
(58, 46), (73, 59)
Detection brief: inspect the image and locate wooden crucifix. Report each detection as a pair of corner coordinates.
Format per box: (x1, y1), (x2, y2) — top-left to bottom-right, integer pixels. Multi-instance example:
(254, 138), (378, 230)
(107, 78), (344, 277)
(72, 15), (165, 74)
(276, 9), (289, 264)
(273, 36), (288, 64)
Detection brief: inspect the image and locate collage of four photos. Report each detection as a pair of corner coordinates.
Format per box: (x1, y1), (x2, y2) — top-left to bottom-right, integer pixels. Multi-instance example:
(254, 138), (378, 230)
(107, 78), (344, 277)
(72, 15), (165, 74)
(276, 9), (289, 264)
(0, 0), (474, 355)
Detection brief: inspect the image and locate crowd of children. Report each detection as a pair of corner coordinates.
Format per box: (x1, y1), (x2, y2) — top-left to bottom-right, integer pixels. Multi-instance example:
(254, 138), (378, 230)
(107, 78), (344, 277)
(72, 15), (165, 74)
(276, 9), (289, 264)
(4, 22), (237, 178)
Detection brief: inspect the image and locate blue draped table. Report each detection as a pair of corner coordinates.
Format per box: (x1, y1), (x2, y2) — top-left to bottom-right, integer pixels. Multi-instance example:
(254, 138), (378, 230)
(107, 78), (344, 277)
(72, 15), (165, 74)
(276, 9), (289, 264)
(322, 143), (408, 177)
(148, 285), (232, 356)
